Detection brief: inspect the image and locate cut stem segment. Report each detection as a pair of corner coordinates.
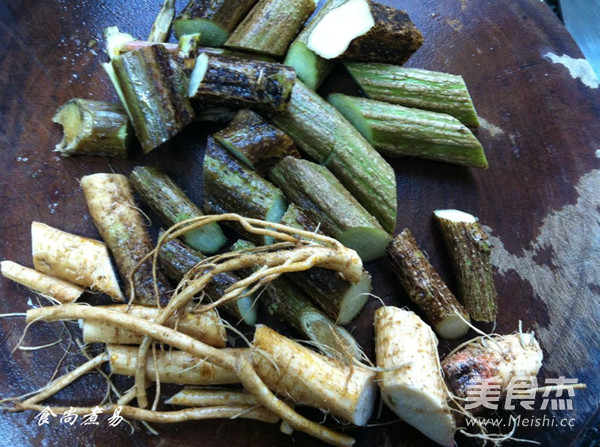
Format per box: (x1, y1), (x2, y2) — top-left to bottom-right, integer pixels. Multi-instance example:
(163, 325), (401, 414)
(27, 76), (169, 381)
(386, 229), (470, 339)
(148, 0), (175, 42)
(129, 166), (226, 254)
(157, 236), (257, 325)
(284, 0), (343, 90)
(345, 63), (480, 127)
(203, 138), (288, 245)
(269, 157), (391, 262)
(328, 93), (488, 168)
(188, 53), (295, 112)
(112, 45), (194, 153)
(306, 0), (423, 64)
(434, 210), (498, 323)
(271, 81), (397, 233)
(280, 204), (373, 325)
(82, 304), (226, 347)
(231, 239), (362, 361)
(52, 98), (131, 158)
(214, 109), (299, 175)
(1, 260), (83, 303)
(31, 222), (123, 301)
(375, 307), (456, 447)
(225, 0), (316, 57)
(173, 0), (259, 45)
(80, 173), (172, 305)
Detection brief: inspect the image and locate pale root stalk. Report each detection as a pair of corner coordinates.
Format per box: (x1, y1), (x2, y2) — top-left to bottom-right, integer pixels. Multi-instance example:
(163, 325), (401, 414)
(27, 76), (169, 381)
(16, 402), (279, 425)
(166, 388), (260, 407)
(80, 173), (172, 305)
(82, 305), (225, 347)
(442, 333), (543, 400)
(25, 305), (355, 446)
(1, 260), (84, 303)
(375, 306), (456, 447)
(107, 345), (243, 385)
(131, 213), (363, 409)
(31, 222), (123, 301)
(252, 325), (377, 426)
(22, 353), (108, 406)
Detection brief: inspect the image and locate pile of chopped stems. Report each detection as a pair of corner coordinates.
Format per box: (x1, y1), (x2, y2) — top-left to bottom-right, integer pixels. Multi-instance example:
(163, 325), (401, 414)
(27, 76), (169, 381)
(13, 214), (366, 447)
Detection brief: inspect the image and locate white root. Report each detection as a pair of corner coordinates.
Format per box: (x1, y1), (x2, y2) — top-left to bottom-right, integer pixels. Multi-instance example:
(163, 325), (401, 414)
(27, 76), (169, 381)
(107, 344), (244, 386)
(166, 388), (260, 407)
(1, 260), (84, 303)
(23, 353), (108, 406)
(375, 306), (456, 447)
(25, 305), (355, 447)
(82, 304), (226, 348)
(442, 333), (544, 400)
(131, 213), (363, 411)
(15, 402), (280, 425)
(252, 325), (377, 426)
(31, 222), (124, 301)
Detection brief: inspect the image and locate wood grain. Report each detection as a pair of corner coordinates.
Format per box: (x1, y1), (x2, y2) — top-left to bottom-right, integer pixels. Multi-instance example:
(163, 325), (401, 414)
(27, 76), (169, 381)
(0, 1), (598, 446)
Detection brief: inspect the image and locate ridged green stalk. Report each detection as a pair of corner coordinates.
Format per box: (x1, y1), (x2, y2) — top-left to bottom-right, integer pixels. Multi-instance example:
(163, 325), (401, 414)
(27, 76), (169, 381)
(345, 62), (479, 127)
(203, 138), (288, 245)
(129, 166), (226, 254)
(271, 81), (397, 233)
(328, 93), (488, 168)
(270, 157), (391, 262)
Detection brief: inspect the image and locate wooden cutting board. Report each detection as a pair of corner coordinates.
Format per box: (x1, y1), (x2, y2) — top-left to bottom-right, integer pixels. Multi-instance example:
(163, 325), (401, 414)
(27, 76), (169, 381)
(0, 1), (598, 445)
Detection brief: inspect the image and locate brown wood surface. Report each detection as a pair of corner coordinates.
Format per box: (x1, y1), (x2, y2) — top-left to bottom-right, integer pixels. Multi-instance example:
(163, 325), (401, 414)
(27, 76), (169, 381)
(1, 0), (599, 446)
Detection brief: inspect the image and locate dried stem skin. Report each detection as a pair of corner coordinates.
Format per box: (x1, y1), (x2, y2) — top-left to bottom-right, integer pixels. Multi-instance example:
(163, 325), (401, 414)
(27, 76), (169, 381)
(231, 239), (361, 360)
(157, 236), (257, 325)
(174, 0), (259, 45)
(129, 166), (226, 254)
(252, 325), (377, 426)
(442, 333), (543, 401)
(386, 229), (470, 339)
(80, 173), (172, 305)
(338, 1), (422, 64)
(203, 138), (288, 245)
(108, 344), (244, 385)
(214, 109), (299, 174)
(270, 157), (391, 262)
(149, 0), (175, 42)
(53, 98), (131, 158)
(166, 388), (260, 407)
(112, 45), (194, 153)
(82, 304), (226, 347)
(375, 307), (456, 447)
(283, 0), (344, 89)
(31, 222), (123, 301)
(345, 63), (480, 127)
(225, 0), (315, 57)
(271, 81), (396, 233)
(328, 93), (488, 168)
(434, 210), (498, 322)
(188, 54), (296, 112)
(1, 260), (83, 303)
